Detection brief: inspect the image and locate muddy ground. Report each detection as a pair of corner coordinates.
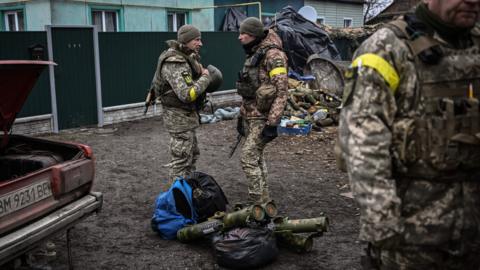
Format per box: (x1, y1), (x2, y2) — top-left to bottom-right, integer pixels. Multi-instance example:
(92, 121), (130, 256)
(40, 116), (361, 270)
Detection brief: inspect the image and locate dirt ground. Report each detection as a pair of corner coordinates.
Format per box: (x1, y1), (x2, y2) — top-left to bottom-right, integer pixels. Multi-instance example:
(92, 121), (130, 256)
(39, 116), (362, 270)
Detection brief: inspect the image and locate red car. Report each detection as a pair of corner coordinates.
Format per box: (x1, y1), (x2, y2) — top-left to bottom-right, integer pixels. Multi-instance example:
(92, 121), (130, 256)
(0, 60), (102, 265)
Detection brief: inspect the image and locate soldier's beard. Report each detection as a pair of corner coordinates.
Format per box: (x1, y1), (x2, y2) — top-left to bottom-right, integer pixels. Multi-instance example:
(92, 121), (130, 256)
(180, 44), (197, 56)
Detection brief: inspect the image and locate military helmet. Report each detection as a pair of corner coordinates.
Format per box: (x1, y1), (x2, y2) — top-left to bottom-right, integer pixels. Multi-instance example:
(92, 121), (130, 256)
(206, 65), (223, 93)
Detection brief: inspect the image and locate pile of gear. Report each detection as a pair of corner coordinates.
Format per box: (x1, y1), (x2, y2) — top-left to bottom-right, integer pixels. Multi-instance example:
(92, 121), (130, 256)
(282, 53), (344, 130)
(151, 172), (329, 269)
(284, 77), (341, 130)
(320, 23), (382, 40)
(199, 107), (240, 124)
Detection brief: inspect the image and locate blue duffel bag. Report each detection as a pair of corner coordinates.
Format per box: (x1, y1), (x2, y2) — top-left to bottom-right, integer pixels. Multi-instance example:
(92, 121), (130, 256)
(151, 178), (197, 239)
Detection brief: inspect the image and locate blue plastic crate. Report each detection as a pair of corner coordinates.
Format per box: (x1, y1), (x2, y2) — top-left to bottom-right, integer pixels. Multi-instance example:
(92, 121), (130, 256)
(277, 123), (312, 136)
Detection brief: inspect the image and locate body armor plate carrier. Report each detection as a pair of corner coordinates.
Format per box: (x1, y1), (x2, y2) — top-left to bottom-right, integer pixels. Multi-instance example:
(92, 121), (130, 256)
(387, 17), (480, 180)
(156, 48), (202, 111)
(236, 45), (280, 99)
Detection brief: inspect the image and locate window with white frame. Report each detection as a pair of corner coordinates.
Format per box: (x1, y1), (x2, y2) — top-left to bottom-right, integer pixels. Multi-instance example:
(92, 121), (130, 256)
(343, 18), (352, 28)
(4, 10), (24, 31)
(92, 10), (118, 32)
(317, 17), (325, 25)
(168, 11), (187, 32)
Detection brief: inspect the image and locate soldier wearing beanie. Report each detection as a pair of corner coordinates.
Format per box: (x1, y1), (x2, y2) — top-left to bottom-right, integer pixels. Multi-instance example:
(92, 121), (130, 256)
(236, 17), (289, 203)
(149, 24), (211, 183)
(177, 25), (201, 44)
(239, 17), (266, 38)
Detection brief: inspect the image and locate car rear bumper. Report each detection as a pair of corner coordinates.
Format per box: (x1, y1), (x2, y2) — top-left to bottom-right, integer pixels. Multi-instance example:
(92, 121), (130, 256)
(0, 192), (103, 265)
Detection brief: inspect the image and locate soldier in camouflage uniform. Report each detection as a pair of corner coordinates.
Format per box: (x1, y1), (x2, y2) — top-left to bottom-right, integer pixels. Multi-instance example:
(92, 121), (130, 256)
(337, 0), (480, 269)
(236, 17), (288, 203)
(150, 25), (211, 183)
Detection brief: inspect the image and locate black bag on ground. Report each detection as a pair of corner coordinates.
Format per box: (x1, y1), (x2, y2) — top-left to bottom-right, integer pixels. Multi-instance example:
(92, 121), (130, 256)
(212, 227), (278, 269)
(186, 171), (229, 222)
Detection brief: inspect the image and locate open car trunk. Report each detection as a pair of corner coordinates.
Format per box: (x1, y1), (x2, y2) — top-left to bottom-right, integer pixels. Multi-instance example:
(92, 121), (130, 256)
(0, 135), (86, 181)
(0, 61), (102, 265)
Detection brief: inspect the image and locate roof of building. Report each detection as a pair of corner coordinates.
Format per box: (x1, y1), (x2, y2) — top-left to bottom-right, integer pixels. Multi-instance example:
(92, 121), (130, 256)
(366, 0), (420, 24)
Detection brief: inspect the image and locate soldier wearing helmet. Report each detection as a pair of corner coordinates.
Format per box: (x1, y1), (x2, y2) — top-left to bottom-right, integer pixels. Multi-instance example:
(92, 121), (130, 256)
(337, 0), (480, 268)
(150, 25), (212, 183)
(236, 17), (288, 203)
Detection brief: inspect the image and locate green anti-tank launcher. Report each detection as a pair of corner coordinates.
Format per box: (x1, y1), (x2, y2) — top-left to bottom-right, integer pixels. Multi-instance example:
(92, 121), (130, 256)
(177, 201), (329, 253)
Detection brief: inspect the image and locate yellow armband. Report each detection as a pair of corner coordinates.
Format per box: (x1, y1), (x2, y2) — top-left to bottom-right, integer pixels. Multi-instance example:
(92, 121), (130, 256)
(351, 53), (399, 93)
(189, 87), (197, 101)
(269, 67), (287, 78)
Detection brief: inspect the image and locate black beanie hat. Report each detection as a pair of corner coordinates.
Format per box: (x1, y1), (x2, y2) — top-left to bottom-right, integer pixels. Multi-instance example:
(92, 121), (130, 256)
(239, 17), (265, 37)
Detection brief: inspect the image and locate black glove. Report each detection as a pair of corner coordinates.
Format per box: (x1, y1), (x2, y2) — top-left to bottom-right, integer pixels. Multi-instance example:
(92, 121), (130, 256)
(237, 116), (245, 136)
(261, 125), (278, 143)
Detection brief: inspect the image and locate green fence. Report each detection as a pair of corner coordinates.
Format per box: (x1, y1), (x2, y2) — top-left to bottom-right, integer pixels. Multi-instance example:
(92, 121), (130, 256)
(99, 31), (244, 107)
(98, 32), (176, 107)
(0, 30), (356, 131)
(199, 32), (244, 93)
(50, 27), (99, 130)
(0, 32), (51, 118)
(1, 30), (246, 126)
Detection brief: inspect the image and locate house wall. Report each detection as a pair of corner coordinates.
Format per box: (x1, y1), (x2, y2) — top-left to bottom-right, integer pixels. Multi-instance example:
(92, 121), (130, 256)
(213, 0), (303, 31)
(305, 0), (363, 27)
(26, 0), (51, 30)
(0, 0), (214, 31)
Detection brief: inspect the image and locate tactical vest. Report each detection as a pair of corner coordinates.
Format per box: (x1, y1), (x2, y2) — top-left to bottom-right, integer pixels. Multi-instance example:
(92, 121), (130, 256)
(387, 18), (480, 179)
(236, 45), (280, 99)
(157, 48), (202, 111)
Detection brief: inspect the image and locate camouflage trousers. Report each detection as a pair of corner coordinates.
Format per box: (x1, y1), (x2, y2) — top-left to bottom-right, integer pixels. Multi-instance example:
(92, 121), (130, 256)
(241, 119), (270, 203)
(364, 244), (480, 270)
(167, 129), (199, 183)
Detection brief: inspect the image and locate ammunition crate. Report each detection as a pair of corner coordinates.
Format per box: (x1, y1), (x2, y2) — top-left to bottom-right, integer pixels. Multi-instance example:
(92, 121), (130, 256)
(277, 123), (312, 136)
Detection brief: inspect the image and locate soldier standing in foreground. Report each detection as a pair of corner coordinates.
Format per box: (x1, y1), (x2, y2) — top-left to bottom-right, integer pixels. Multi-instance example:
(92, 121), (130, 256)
(150, 25), (211, 183)
(236, 17), (288, 203)
(337, 0), (480, 269)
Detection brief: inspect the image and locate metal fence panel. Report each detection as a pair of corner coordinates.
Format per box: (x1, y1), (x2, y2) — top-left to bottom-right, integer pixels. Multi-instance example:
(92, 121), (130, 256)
(0, 31), (51, 118)
(98, 32), (176, 107)
(99, 31), (245, 107)
(200, 32), (244, 92)
(51, 27), (98, 130)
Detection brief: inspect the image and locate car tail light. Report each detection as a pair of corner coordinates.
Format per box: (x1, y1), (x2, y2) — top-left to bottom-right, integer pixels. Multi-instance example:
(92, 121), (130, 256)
(50, 160), (94, 197)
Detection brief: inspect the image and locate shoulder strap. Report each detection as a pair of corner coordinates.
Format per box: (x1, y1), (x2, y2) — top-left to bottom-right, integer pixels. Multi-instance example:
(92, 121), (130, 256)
(160, 49), (201, 78)
(386, 17), (441, 57)
(251, 44), (281, 67)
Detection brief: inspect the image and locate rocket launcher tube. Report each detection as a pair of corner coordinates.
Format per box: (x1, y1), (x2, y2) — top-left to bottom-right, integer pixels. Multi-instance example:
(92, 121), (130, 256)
(176, 204), (266, 242)
(273, 216), (329, 234)
(222, 204), (265, 229)
(261, 201), (278, 218)
(275, 231), (314, 253)
(177, 219), (223, 243)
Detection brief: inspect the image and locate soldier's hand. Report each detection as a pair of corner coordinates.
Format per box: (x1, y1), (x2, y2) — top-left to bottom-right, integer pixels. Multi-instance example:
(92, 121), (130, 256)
(202, 68), (210, 77)
(261, 125), (278, 144)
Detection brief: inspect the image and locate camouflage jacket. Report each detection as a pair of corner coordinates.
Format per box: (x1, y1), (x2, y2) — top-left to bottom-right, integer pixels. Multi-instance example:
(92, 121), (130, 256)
(150, 40), (210, 133)
(240, 29), (288, 126)
(338, 19), (480, 246)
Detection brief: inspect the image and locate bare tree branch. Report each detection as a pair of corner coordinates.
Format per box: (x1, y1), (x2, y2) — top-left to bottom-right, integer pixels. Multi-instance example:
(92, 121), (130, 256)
(364, 0), (394, 23)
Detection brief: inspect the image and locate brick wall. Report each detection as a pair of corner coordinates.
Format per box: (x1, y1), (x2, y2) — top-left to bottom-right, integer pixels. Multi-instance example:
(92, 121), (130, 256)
(11, 90), (243, 135)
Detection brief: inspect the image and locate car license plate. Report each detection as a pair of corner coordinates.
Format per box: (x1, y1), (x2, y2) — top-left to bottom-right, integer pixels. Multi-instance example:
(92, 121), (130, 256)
(0, 179), (52, 218)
